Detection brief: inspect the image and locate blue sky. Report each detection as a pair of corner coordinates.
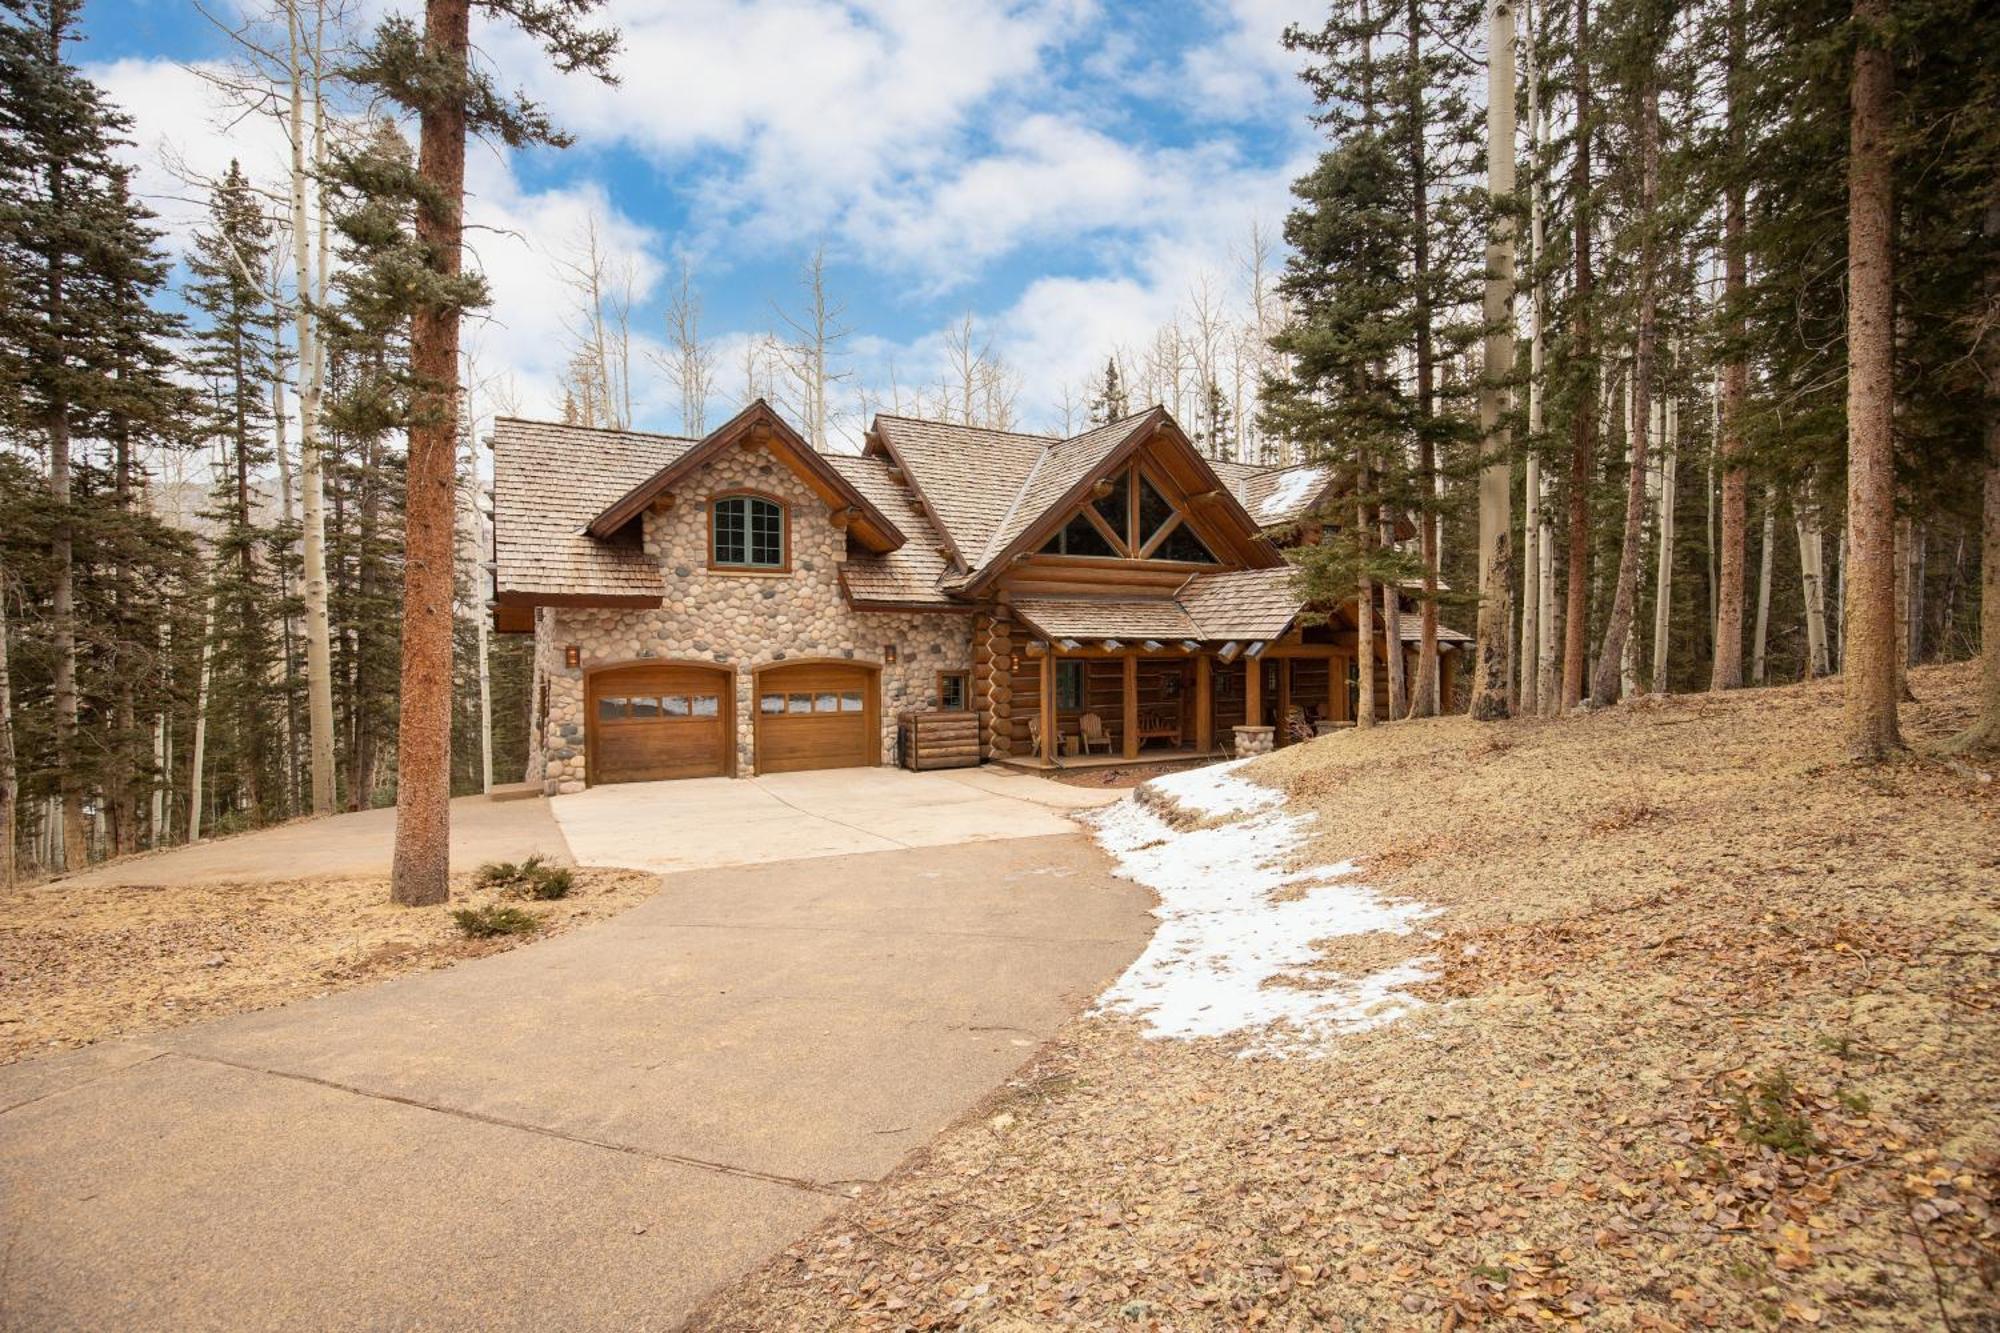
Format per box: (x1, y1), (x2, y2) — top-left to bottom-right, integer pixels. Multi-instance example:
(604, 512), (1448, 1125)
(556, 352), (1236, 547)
(81, 0), (1324, 443)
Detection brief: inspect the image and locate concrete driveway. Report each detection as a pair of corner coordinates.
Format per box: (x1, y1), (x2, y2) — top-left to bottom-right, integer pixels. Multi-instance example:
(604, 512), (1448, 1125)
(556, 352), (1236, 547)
(554, 765), (1119, 874)
(1, 774), (1153, 1329)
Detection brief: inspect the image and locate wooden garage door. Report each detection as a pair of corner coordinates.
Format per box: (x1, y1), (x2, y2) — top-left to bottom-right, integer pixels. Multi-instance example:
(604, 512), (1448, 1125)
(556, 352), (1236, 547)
(588, 664), (731, 784)
(755, 662), (876, 774)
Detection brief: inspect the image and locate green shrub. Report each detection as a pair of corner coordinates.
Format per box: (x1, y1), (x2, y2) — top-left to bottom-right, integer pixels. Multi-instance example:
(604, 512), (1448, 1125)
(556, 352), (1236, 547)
(453, 904), (539, 938)
(1733, 1068), (1819, 1158)
(525, 866), (573, 900)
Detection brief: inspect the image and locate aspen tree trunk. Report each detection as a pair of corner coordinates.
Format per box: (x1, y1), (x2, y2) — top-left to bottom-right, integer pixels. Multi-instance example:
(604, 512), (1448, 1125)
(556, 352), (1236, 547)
(1381, 507), (1404, 720)
(1521, 0), (1546, 717)
(291, 0), (337, 816)
(1797, 496), (1832, 676)
(1947, 199), (2000, 751)
(1753, 487), (1777, 683)
(188, 594), (216, 842)
(1591, 76), (1659, 707)
(392, 0), (471, 905)
(1713, 0), (1750, 689)
(1894, 517), (1913, 698)
(1471, 0), (1517, 721)
(1357, 495), (1377, 728)
(150, 621), (167, 848)
(1408, 0), (1442, 718)
(1651, 384), (1677, 693)
(1842, 0), (1901, 758)
(0, 571), (14, 890)
(42, 80), (86, 867)
(1560, 0), (1596, 711)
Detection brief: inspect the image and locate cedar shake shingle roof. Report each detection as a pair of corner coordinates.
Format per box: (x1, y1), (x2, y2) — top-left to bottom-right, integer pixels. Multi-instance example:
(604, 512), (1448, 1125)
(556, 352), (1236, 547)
(1238, 464), (1336, 527)
(1012, 598), (1201, 642)
(827, 453), (957, 607)
(1174, 566), (1306, 640)
(872, 416), (1053, 564)
(970, 409), (1161, 570)
(492, 417), (689, 602)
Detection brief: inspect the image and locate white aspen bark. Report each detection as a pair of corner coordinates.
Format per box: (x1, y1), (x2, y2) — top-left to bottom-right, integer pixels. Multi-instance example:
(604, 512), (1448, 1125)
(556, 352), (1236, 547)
(1357, 498), (1377, 728)
(1752, 482), (1784, 680)
(0, 572), (14, 890)
(1893, 515), (1913, 698)
(1519, 0), (1544, 717)
(188, 592), (216, 842)
(1470, 0), (1517, 721)
(291, 0), (336, 816)
(150, 620), (168, 847)
(1619, 371), (1641, 699)
(1382, 511), (1404, 721)
(1797, 492), (1832, 678)
(1651, 383), (1677, 693)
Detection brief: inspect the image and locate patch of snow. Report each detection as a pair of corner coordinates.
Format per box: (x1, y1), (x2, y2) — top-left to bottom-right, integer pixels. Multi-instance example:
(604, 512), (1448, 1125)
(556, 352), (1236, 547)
(1257, 466), (1327, 523)
(1141, 757), (1283, 818)
(1083, 769), (1433, 1056)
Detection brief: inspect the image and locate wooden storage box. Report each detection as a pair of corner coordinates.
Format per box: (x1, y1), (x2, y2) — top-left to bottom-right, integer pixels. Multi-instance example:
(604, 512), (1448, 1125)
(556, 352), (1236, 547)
(898, 710), (980, 770)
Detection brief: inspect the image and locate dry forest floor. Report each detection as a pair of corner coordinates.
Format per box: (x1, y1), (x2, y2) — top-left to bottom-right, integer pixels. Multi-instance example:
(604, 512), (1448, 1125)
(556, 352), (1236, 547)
(0, 864), (658, 1063)
(695, 662), (1998, 1331)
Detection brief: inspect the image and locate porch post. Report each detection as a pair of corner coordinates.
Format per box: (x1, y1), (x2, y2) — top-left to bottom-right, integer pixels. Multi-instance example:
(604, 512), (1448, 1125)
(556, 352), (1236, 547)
(1277, 658), (1292, 744)
(1040, 650), (1056, 761)
(1194, 653), (1213, 753)
(1244, 654), (1262, 728)
(1122, 653), (1139, 759)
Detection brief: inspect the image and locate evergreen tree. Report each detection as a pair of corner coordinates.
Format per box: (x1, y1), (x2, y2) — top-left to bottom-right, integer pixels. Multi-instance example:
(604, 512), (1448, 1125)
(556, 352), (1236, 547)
(1087, 358), (1129, 425)
(186, 161), (284, 826)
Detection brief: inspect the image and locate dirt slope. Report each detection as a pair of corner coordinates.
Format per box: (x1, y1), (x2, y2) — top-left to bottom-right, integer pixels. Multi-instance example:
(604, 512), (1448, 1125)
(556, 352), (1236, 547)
(693, 664), (1997, 1330)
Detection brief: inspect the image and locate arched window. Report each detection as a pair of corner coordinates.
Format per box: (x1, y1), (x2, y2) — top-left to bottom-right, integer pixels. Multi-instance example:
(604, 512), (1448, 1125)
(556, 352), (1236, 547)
(710, 494), (787, 570)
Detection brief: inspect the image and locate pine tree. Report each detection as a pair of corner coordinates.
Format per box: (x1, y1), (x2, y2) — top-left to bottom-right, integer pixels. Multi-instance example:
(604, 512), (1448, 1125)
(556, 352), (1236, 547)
(342, 0), (617, 905)
(1087, 358), (1129, 425)
(186, 161), (284, 825)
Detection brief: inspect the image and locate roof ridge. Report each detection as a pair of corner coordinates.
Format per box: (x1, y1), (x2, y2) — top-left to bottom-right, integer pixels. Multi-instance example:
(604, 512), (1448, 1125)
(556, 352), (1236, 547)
(874, 413), (1059, 442)
(493, 415), (700, 444)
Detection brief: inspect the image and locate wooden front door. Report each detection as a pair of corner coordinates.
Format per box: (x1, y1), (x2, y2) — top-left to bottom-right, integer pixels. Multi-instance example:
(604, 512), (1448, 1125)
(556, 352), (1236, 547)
(755, 662), (877, 774)
(587, 664), (732, 784)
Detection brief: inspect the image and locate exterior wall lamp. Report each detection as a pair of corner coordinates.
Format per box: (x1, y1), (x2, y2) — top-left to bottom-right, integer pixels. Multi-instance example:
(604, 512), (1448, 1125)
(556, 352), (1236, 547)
(564, 645), (581, 669)
(883, 643), (898, 664)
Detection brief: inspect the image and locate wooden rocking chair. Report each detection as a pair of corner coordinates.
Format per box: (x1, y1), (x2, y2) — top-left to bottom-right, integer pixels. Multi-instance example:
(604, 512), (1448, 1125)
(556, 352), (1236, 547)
(1076, 712), (1115, 755)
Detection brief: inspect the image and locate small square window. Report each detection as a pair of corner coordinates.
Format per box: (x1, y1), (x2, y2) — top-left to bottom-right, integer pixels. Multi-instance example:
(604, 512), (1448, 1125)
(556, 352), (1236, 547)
(937, 672), (968, 711)
(630, 697), (661, 719)
(787, 693), (813, 714)
(661, 695), (690, 717)
(816, 691), (840, 713)
(597, 696), (627, 721)
(690, 694), (719, 717)
(760, 693), (785, 714)
(839, 691), (864, 713)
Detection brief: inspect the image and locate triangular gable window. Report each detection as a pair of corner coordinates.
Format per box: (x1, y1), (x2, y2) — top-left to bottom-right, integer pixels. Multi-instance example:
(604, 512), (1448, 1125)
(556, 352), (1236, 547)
(1038, 464), (1221, 563)
(1041, 512), (1119, 558)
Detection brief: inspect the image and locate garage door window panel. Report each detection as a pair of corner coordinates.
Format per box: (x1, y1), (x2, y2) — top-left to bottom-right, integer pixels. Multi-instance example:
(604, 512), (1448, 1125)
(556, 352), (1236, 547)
(710, 493), (788, 571)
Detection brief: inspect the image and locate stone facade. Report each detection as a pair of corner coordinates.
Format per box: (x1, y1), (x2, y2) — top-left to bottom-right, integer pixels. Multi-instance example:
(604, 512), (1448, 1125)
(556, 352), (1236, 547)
(529, 446), (972, 792)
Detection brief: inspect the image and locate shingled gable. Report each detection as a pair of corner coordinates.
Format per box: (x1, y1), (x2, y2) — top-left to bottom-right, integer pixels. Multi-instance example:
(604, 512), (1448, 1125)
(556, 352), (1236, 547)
(585, 399), (905, 553)
(954, 407), (1283, 596)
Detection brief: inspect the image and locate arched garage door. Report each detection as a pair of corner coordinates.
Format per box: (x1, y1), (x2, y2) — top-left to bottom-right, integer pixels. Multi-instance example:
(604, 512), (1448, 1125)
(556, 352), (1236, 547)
(755, 662), (877, 774)
(588, 664), (732, 784)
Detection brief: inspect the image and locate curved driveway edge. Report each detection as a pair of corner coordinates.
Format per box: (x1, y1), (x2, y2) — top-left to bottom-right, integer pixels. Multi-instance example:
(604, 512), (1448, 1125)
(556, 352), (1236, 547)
(1, 827), (1152, 1330)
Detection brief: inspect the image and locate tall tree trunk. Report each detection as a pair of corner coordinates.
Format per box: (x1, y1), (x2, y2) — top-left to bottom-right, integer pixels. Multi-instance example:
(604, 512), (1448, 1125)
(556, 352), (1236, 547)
(1797, 494), (1833, 676)
(1356, 494), (1377, 728)
(391, 0), (471, 906)
(1522, 0), (1547, 716)
(1753, 485), (1776, 683)
(1472, 0), (1517, 721)
(110, 429), (137, 857)
(1651, 380), (1678, 693)
(292, 0), (338, 817)
(1408, 0), (1441, 718)
(1381, 506), (1404, 720)
(0, 567), (15, 890)
(1591, 76), (1659, 707)
(1947, 200), (2000, 751)
(188, 591), (215, 842)
(1561, 0), (1596, 711)
(1841, 0), (1900, 758)
(150, 621), (168, 847)
(1712, 0), (1750, 689)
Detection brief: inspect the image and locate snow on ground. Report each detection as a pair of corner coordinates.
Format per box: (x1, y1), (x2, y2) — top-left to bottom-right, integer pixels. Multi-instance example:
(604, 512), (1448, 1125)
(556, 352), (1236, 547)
(1084, 760), (1432, 1056)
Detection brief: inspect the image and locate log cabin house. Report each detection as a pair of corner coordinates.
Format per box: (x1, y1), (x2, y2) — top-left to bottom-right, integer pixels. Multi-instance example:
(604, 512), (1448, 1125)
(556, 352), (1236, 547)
(491, 399), (1466, 792)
